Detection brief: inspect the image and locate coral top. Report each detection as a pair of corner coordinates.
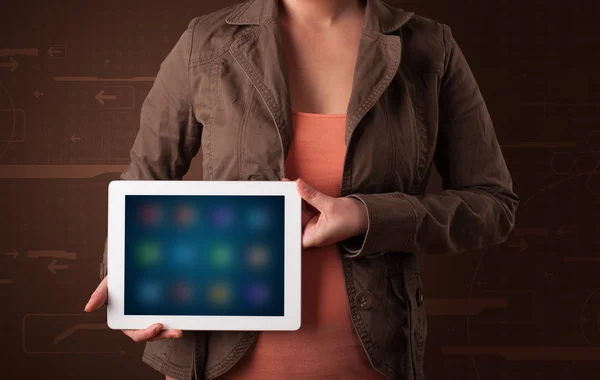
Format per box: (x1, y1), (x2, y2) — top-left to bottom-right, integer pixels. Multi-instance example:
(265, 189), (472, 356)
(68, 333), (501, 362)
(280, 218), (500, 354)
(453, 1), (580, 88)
(217, 112), (385, 379)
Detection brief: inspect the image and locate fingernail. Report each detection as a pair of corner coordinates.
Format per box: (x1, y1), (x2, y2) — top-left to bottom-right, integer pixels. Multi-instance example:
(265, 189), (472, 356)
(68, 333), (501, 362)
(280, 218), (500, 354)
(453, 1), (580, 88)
(154, 325), (162, 334)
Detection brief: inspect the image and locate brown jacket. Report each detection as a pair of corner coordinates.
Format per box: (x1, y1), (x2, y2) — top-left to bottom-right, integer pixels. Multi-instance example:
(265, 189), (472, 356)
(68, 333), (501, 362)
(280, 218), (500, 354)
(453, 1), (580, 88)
(100, 0), (519, 379)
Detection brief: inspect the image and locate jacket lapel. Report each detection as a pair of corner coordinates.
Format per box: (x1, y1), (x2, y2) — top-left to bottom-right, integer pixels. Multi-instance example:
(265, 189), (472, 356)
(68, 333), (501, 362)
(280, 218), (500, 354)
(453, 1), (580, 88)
(225, 0), (414, 151)
(345, 0), (413, 143)
(345, 33), (401, 143)
(227, 1), (293, 165)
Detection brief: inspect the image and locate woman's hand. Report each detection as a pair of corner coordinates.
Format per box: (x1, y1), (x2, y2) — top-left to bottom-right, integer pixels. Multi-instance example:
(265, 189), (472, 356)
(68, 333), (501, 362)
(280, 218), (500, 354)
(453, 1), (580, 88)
(294, 178), (368, 249)
(84, 277), (183, 342)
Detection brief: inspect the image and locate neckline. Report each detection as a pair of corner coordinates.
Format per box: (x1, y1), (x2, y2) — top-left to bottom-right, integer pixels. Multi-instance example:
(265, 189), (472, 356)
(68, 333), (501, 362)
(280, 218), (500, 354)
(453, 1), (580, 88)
(292, 111), (347, 118)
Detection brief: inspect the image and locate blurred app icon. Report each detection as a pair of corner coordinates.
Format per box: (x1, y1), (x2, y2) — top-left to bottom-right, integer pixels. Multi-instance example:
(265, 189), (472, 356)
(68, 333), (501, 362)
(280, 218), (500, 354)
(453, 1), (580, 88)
(246, 244), (270, 270)
(246, 207), (270, 230)
(171, 241), (197, 268)
(212, 206), (234, 228)
(246, 283), (270, 306)
(172, 282), (194, 304)
(209, 243), (234, 269)
(136, 241), (161, 266)
(208, 282), (232, 306)
(138, 203), (161, 226)
(173, 204), (196, 227)
(136, 280), (163, 305)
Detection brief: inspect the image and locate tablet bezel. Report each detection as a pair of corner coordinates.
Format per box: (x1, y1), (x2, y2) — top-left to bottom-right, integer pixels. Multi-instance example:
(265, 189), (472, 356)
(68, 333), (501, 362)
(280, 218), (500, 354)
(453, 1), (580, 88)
(106, 180), (301, 331)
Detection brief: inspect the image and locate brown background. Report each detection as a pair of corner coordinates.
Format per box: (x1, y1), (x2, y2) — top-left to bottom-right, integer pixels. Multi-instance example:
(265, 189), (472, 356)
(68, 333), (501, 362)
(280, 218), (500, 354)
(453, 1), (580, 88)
(1, 0), (599, 379)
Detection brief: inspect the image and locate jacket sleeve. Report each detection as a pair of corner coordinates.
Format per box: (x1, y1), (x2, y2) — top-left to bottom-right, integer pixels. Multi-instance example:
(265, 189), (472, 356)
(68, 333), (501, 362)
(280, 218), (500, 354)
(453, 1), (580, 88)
(100, 18), (202, 280)
(341, 24), (519, 258)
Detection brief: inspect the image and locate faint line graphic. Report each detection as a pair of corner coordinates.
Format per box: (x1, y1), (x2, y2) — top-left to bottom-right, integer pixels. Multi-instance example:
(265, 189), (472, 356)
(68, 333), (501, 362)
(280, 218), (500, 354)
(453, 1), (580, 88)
(466, 248), (488, 380)
(28, 250), (76, 275)
(0, 48), (39, 56)
(54, 76), (155, 82)
(72, 158), (131, 162)
(425, 298), (508, 316)
(441, 346), (600, 360)
(53, 323), (108, 345)
(521, 102), (600, 107)
(95, 89), (116, 104)
(22, 314), (126, 354)
(27, 250), (77, 260)
(580, 288), (600, 346)
(0, 109), (26, 142)
(0, 82), (18, 159)
(565, 257), (600, 263)
(507, 236), (528, 252)
(508, 104), (600, 202)
(0, 57), (19, 72)
(587, 172), (600, 195)
(501, 142), (577, 149)
(47, 260), (68, 275)
(47, 45), (66, 58)
(557, 224), (576, 237)
(80, 86), (135, 109)
(4, 249), (19, 259)
(512, 227), (548, 237)
(6, 250), (77, 275)
(505, 227), (549, 253)
(521, 171), (599, 207)
(0, 165), (127, 178)
(587, 130), (600, 160)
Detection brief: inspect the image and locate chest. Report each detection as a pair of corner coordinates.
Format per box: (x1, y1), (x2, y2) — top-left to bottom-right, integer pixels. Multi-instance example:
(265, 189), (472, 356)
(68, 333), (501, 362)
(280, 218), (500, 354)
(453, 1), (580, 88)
(280, 24), (362, 115)
(197, 25), (437, 194)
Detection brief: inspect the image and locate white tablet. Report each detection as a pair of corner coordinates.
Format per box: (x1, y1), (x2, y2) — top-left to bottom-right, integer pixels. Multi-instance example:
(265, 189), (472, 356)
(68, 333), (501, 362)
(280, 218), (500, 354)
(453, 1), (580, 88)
(106, 180), (302, 331)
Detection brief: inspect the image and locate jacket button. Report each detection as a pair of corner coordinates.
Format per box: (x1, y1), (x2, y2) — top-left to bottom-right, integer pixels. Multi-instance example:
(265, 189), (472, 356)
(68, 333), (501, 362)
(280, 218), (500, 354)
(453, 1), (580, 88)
(416, 288), (424, 307)
(355, 291), (373, 310)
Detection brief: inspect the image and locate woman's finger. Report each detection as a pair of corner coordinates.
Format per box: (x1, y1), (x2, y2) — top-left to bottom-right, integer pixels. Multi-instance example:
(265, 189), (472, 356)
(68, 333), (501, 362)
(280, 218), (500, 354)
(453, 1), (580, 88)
(148, 329), (183, 342)
(84, 277), (108, 312)
(123, 323), (163, 343)
(301, 217), (321, 248)
(296, 178), (333, 212)
(301, 200), (316, 228)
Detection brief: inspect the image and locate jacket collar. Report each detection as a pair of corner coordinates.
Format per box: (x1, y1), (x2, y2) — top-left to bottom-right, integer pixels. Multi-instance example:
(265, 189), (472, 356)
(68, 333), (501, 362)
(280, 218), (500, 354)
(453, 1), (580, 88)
(226, 0), (413, 178)
(225, 0), (413, 34)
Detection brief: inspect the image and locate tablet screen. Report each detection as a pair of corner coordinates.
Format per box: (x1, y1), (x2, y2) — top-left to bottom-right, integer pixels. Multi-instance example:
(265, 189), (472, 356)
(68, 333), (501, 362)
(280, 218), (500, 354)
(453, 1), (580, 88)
(123, 195), (285, 317)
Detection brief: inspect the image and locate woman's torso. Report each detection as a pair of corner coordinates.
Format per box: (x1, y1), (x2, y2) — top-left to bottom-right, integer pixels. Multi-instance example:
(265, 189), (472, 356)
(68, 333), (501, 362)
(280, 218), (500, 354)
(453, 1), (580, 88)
(215, 9), (385, 378)
(141, 1), (438, 378)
